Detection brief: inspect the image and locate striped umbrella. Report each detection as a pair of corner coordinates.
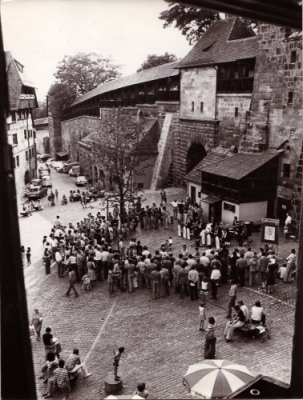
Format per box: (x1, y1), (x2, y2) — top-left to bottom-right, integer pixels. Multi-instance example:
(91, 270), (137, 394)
(104, 395), (144, 399)
(183, 360), (255, 399)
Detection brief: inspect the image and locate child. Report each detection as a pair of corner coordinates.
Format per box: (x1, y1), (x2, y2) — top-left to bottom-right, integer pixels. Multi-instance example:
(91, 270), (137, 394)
(199, 302), (207, 331)
(82, 274), (91, 291)
(26, 247), (31, 266)
(168, 237), (173, 250)
(201, 277), (209, 303)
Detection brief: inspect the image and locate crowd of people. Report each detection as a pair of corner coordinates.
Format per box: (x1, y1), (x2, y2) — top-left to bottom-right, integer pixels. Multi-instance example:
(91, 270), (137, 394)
(28, 191), (297, 397)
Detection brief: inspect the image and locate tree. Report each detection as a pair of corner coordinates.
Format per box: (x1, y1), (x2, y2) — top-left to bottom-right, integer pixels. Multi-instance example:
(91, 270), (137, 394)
(137, 52), (178, 72)
(88, 109), (149, 223)
(159, 2), (257, 45)
(159, 2), (221, 44)
(49, 52), (121, 111)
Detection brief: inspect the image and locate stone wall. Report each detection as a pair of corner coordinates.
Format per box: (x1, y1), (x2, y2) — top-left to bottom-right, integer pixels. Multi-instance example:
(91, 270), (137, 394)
(172, 115), (217, 186)
(61, 116), (102, 162)
(35, 129), (49, 155)
(240, 25), (303, 154)
(291, 142), (303, 237)
(180, 67), (216, 120)
(217, 94), (252, 149)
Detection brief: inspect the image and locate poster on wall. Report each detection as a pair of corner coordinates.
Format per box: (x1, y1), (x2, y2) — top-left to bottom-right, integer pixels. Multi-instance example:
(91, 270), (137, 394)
(261, 218), (279, 244)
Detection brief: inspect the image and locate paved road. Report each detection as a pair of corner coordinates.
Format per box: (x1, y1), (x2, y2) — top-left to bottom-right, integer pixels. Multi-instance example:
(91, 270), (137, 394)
(20, 170), (299, 399)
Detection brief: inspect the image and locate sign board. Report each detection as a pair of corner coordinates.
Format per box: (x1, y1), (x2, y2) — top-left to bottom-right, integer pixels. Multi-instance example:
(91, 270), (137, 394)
(261, 218), (279, 244)
(224, 202), (236, 213)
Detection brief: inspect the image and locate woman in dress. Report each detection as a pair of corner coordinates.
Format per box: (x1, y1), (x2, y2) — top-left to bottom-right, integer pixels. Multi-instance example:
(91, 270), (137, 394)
(266, 256), (278, 294)
(87, 256), (97, 287)
(31, 308), (43, 341)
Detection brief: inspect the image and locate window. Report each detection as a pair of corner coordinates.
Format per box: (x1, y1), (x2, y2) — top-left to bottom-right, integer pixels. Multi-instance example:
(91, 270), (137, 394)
(235, 107), (239, 117)
(33, 130), (36, 139)
(29, 129), (32, 138)
(200, 102), (204, 112)
(24, 129), (27, 139)
(191, 101), (194, 112)
(11, 112), (16, 122)
(7, 124), (10, 131)
(283, 163), (291, 178)
(13, 157), (16, 169)
(26, 150), (28, 161)
(291, 50), (296, 64)
(137, 183), (144, 189)
(12, 133), (18, 145)
(288, 92), (293, 104)
(16, 155), (19, 167)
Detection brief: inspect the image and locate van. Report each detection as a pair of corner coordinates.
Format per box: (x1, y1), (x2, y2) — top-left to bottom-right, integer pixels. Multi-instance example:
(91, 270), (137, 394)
(63, 161), (79, 173)
(69, 165), (80, 177)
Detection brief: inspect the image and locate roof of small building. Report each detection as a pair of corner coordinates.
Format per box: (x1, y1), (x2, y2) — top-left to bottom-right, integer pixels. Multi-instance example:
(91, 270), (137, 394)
(176, 17), (258, 69)
(201, 151), (281, 180)
(70, 61), (180, 107)
(185, 147), (233, 184)
(34, 117), (48, 126)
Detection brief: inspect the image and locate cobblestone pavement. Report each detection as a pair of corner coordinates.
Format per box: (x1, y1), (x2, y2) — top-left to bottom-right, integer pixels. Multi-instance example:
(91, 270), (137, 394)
(20, 169), (299, 399)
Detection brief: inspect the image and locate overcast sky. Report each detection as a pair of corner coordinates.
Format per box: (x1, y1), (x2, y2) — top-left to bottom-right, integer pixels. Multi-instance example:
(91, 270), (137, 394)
(1, 0), (192, 103)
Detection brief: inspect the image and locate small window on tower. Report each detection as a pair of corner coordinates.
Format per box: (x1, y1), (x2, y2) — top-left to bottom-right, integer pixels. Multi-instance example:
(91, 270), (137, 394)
(283, 163), (291, 178)
(288, 92), (293, 105)
(191, 101), (194, 112)
(235, 107), (239, 117)
(200, 102), (204, 112)
(291, 50), (296, 64)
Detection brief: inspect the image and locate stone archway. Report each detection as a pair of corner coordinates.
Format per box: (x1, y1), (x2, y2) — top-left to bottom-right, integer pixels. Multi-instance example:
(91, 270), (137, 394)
(24, 170), (30, 185)
(186, 143), (207, 174)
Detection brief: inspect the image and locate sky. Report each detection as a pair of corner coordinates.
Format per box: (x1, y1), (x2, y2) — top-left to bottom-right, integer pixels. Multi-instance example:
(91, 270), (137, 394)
(1, 0), (192, 103)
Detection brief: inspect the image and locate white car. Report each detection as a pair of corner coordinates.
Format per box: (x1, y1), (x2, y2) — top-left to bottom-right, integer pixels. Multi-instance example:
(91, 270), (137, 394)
(42, 175), (52, 187)
(75, 176), (88, 186)
(46, 158), (55, 167)
(51, 161), (63, 169)
(54, 162), (65, 171)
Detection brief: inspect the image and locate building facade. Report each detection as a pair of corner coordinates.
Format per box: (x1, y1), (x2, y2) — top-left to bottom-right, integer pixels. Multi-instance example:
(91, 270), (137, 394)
(6, 52), (38, 199)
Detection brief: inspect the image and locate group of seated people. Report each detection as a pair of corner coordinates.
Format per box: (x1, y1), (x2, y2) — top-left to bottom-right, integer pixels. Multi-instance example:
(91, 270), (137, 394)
(41, 326), (92, 398)
(224, 300), (266, 342)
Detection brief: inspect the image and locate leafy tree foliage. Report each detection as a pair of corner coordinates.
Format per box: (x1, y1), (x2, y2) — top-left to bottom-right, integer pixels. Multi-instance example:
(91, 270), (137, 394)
(87, 110), (149, 222)
(159, 2), (221, 44)
(137, 52), (178, 72)
(48, 52), (121, 111)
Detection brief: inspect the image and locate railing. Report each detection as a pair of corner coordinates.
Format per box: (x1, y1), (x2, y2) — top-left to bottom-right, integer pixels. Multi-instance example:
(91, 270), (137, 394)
(217, 77), (254, 93)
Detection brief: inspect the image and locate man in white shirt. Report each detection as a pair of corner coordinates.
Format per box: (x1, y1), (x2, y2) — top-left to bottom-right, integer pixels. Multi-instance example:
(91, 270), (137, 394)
(94, 245), (102, 281)
(100, 247), (110, 281)
(55, 250), (63, 277)
(54, 215), (62, 227)
(238, 300), (249, 322)
(210, 266), (221, 299)
(188, 265), (199, 300)
(170, 200), (178, 220)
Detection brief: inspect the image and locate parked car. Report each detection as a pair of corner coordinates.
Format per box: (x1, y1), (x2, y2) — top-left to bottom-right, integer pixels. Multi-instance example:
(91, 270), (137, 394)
(54, 161), (65, 172)
(42, 175), (52, 187)
(26, 185), (47, 199)
(38, 164), (49, 172)
(39, 170), (50, 179)
(56, 163), (65, 173)
(46, 158), (55, 167)
(64, 161), (79, 173)
(69, 165), (80, 177)
(39, 153), (51, 162)
(75, 176), (88, 186)
(51, 161), (63, 169)
(31, 178), (43, 186)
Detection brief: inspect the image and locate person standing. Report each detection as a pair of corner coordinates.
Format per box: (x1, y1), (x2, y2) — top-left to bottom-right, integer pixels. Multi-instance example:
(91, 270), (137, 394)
(94, 245), (102, 282)
(226, 280), (238, 318)
(199, 303), (207, 331)
(31, 309), (43, 341)
(177, 262), (189, 298)
(125, 258), (135, 293)
(43, 248), (52, 275)
(26, 247), (32, 266)
(55, 189), (59, 202)
(248, 252), (258, 287)
(55, 249), (64, 277)
(21, 246), (26, 266)
(65, 267), (79, 298)
(113, 347), (125, 381)
(188, 265), (199, 300)
(210, 266), (221, 300)
(236, 254), (247, 287)
(160, 264), (170, 297)
(284, 248), (296, 283)
(258, 252), (269, 286)
(170, 199), (178, 220)
(204, 317), (216, 359)
(151, 265), (161, 299)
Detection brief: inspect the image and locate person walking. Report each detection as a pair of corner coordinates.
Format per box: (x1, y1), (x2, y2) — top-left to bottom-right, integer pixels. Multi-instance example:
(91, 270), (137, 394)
(204, 316), (216, 359)
(65, 267), (79, 297)
(31, 308), (43, 341)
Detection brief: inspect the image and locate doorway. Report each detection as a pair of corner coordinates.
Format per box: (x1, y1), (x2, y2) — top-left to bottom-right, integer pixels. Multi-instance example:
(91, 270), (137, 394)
(190, 185), (196, 204)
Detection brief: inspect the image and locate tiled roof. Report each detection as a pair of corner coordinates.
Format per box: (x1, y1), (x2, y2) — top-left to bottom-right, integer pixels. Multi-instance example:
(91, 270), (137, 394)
(201, 151), (281, 180)
(34, 117), (48, 126)
(70, 61), (180, 107)
(185, 147), (231, 184)
(176, 17), (258, 69)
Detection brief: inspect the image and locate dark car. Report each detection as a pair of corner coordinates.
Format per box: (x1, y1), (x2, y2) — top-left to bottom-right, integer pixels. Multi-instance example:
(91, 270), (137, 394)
(26, 185), (48, 199)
